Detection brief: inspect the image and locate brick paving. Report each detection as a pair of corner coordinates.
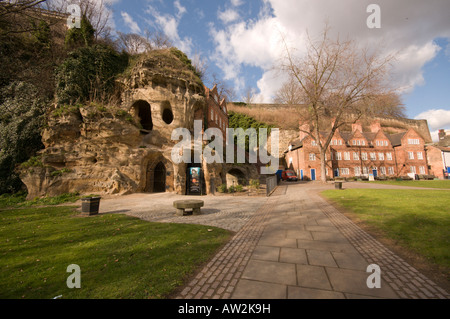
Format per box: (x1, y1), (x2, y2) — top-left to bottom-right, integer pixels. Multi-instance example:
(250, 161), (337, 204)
(313, 190), (449, 299)
(175, 187), (284, 299)
(174, 182), (449, 299)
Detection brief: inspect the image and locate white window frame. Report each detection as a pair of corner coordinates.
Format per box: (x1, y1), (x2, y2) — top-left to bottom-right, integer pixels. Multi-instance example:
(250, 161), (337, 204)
(408, 151), (414, 160)
(380, 167), (386, 175)
(386, 152), (393, 161)
(353, 152), (359, 161)
(344, 152), (350, 161)
(378, 153), (385, 161)
(370, 153), (376, 161)
(410, 166), (416, 174)
(417, 152), (423, 160)
(388, 167), (394, 175)
(419, 166), (426, 174)
(336, 152), (342, 161)
(354, 166), (361, 176)
(362, 152), (368, 161)
(340, 168), (350, 175)
(309, 153), (316, 161)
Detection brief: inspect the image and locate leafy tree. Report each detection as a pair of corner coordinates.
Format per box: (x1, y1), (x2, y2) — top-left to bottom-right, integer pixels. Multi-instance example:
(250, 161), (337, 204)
(0, 82), (46, 193)
(65, 15), (95, 48)
(55, 44), (129, 105)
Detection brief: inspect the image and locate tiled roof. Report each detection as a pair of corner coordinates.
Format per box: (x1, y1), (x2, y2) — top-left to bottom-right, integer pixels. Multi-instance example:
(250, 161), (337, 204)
(387, 132), (406, 147)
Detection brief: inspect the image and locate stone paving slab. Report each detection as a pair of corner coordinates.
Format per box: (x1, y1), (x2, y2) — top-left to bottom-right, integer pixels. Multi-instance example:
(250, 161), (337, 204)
(171, 182), (450, 299)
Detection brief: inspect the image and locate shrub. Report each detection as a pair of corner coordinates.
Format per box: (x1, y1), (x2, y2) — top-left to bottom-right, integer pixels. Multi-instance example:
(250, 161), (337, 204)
(55, 44), (129, 105)
(0, 82), (46, 193)
(228, 185), (235, 193)
(218, 184), (227, 193)
(249, 179), (260, 189)
(235, 185), (244, 192)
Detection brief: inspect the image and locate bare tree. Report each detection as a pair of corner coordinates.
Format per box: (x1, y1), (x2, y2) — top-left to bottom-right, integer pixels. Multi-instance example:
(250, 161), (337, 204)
(273, 76), (303, 105)
(242, 86), (257, 105)
(279, 25), (397, 183)
(148, 29), (172, 49)
(211, 73), (237, 102)
(116, 31), (151, 54)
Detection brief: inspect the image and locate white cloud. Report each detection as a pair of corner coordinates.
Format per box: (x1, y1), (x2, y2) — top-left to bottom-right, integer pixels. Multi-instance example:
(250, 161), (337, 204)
(174, 0), (187, 19)
(121, 11), (141, 33)
(145, 4), (193, 55)
(209, 0), (450, 103)
(218, 8), (239, 24)
(230, 0), (243, 7)
(415, 109), (450, 130)
(415, 109), (450, 142)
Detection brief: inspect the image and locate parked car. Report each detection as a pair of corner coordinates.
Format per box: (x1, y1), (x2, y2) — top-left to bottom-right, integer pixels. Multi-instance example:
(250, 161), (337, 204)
(282, 170), (298, 181)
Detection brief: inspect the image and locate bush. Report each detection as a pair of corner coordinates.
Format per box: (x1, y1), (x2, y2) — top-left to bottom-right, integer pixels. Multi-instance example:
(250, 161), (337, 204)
(228, 185), (235, 193)
(235, 185), (244, 192)
(55, 44), (129, 105)
(0, 82), (46, 193)
(249, 179), (260, 189)
(217, 184), (227, 193)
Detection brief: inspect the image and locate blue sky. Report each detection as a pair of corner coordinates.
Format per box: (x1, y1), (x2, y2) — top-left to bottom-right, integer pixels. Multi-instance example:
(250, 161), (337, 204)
(102, 0), (450, 141)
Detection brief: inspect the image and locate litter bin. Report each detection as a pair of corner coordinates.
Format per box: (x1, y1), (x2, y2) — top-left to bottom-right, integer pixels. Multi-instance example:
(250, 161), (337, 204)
(81, 197), (101, 216)
(335, 182), (343, 190)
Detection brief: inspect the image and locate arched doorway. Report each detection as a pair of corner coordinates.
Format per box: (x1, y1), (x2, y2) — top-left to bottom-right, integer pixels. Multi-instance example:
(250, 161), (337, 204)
(153, 162), (166, 193)
(226, 168), (247, 187)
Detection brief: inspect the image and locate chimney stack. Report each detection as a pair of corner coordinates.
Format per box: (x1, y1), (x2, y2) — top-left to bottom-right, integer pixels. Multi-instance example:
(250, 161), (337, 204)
(352, 122), (362, 132)
(370, 121), (381, 133)
(299, 123), (310, 141)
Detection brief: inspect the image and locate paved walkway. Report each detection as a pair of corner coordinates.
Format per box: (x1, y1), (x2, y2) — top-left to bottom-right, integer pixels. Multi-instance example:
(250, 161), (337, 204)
(174, 182), (449, 299)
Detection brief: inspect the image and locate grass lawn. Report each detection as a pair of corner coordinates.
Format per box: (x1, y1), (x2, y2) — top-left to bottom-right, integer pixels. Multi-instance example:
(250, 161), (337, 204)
(0, 205), (231, 299)
(363, 180), (450, 189)
(321, 189), (450, 275)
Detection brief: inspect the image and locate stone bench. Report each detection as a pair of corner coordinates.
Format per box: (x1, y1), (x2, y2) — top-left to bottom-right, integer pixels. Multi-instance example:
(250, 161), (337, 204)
(173, 200), (204, 216)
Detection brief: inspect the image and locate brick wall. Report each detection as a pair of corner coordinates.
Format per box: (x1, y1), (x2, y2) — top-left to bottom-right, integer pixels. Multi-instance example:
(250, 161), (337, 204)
(285, 125), (429, 180)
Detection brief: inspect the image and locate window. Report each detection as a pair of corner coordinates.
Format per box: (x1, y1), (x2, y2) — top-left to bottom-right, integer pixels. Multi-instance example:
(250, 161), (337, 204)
(378, 153), (385, 161)
(211, 109), (214, 120)
(388, 167), (394, 175)
(408, 152), (414, 160)
(215, 113), (218, 123)
(309, 153), (316, 161)
(408, 138), (420, 145)
(362, 152), (368, 161)
(340, 168), (350, 175)
(370, 153), (376, 161)
(376, 140), (380, 146)
(361, 140), (366, 146)
(419, 166), (426, 174)
(410, 166), (416, 174)
(384, 141), (388, 146)
(338, 140), (342, 145)
(336, 152), (342, 160)
(344, 152), (350, 160)
(311, 140), (317, 146)
(353, 152), (359, 160)
(417, 152), (423, 160)
(363, 167), (369, 175)
(352, 140), (357, 145)
(354, 167), (361, 175)
(289, 157), (293, 165)
(386, 152), (393, 161)
(380, 167), (386, 175)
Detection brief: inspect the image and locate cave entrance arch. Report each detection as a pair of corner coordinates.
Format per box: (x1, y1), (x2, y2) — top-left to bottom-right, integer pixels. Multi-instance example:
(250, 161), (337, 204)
(226, 168), (248, 187)
(153, 162), (166, 193)
(132, 100), (153, 132)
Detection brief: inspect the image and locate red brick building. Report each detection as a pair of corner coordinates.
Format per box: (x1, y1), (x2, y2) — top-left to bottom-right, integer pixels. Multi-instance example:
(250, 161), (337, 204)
(205, 85), (228, 139)
(426, 145), (450, 180)
(284, 121), (429, 181)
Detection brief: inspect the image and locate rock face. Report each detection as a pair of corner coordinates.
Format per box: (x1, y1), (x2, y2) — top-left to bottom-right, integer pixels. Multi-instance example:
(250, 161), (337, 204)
(20, 49), (228, 199)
